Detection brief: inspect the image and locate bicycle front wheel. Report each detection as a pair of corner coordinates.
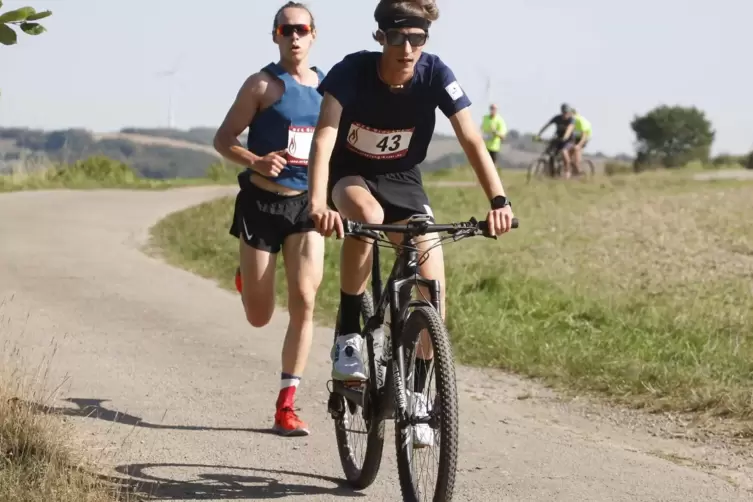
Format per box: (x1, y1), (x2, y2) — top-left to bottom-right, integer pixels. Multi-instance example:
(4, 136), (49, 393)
(395, 305), (459, 502)
(331, 290), (386, 490)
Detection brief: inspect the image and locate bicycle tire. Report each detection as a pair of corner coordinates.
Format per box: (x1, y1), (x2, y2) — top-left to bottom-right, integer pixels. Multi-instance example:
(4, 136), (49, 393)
(395, 305), (459, 502)
(332, 289), (386, 490)
(526, 158), (548, 183)
(584, 159), (596, 177)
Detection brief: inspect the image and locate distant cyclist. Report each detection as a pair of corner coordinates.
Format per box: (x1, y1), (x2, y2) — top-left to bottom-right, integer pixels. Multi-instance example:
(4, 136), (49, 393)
(534, 103), (576, 178)
(213, 2), (324, 437)
(570, 108), (592, 176)
(307, 0), (514, 447)
(481, 103), (507, 167)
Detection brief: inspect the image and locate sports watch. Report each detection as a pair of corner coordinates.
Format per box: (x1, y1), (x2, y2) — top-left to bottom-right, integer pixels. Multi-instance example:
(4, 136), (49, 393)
(490, 195), (511, 209)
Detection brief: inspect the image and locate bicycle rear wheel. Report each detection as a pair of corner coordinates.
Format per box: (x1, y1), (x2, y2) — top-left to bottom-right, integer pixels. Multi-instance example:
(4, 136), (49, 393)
(331, 290), (386, 489)
(395, 305), (459, 502)
(583, 158), (596, 177)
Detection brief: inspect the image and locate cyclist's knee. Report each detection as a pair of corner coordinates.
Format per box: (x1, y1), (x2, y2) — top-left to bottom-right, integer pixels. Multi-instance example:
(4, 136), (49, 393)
(347, 199), (384, 224)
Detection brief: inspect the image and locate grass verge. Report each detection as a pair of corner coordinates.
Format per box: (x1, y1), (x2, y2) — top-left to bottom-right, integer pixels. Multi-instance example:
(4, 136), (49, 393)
(0, 155), (237, 193)
(149, 168), (753, 422)
(0, 363), (119, 502)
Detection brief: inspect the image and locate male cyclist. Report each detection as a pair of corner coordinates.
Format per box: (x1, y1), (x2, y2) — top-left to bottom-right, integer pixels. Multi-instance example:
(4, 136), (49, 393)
(481, 103), (507, 167)
(213, 2), (324, 437)
(570, 109), (592, 175)
(307, 0), (514, 447)
(534, 103), (576, 178)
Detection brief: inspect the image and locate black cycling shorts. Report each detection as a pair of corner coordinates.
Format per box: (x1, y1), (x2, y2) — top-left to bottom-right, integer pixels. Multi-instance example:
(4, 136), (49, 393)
(548, 137), (575, 155)
(488, 149), (499, 163)
(328, 165), (433, 224)
(228, 170), (315, 253)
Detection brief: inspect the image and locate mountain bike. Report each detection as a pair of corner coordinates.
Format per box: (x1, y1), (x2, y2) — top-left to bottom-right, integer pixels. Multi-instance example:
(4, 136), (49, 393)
(327, 214), (519, 502)
(527, 137), (595, 182)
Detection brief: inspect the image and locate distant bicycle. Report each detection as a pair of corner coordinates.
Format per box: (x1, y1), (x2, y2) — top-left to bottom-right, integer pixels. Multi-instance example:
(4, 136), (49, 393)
(527, 137), (595, 183)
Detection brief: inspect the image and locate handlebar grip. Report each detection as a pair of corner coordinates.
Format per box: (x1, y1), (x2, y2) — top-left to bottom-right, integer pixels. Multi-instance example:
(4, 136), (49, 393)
(477, 217), (519, 236)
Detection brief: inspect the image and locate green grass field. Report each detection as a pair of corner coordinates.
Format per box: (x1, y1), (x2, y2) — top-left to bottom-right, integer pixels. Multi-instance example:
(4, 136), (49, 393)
(150, 168), (753, 422)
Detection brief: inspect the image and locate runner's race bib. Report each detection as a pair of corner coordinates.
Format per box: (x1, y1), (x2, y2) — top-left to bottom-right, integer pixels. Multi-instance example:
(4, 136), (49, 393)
(346, 122), (414, 160)
(287, 126), (314, 166)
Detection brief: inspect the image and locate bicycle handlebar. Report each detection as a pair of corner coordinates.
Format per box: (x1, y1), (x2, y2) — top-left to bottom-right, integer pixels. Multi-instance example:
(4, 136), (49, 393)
(343, 216), (519, 240)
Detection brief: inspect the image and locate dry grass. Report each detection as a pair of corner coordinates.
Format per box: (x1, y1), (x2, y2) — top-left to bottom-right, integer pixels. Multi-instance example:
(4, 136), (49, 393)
(0, 306), (121, 502)
(150, 168), (753, 423)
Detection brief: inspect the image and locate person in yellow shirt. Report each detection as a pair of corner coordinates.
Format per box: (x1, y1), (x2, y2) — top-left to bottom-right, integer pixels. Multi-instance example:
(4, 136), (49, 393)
(570, 109), (592, 176)
(481, 103), (507, 167)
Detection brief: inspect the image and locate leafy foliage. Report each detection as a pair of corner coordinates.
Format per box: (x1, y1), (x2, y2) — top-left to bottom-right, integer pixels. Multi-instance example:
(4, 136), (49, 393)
(631, 105), (715, 168)
(0, 2), (51, 46)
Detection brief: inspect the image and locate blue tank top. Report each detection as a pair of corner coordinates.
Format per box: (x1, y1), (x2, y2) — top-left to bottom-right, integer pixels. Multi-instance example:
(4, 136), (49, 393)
(246, 62), (325, 191)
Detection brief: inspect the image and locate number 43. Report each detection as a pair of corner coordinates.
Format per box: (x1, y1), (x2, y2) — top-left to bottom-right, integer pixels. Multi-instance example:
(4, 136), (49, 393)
(376, 134), (402, 152)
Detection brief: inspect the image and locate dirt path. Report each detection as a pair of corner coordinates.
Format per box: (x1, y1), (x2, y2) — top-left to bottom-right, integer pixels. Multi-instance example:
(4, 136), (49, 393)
(1, 187), (751, 501)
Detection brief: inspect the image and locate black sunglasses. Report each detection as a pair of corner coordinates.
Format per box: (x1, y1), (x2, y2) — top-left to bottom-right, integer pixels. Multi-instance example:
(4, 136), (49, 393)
(383, 30), (428, 47)
(276, 24), (312, 37)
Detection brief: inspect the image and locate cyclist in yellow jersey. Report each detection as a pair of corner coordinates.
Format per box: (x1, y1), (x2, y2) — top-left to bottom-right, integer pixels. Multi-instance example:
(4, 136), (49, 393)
(570, 109), (592, 176)
(481, 103), (507, 167)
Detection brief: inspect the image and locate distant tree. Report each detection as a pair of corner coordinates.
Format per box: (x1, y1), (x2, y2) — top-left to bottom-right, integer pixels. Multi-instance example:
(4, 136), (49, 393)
(630, 105), (715, 168)
(0, 2), (52, 46)
(746, 151), (753, 170)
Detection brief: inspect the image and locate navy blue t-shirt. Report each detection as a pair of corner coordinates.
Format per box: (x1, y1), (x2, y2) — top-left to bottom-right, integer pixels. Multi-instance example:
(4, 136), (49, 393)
(318, 50), (471, 175)
(548, 114), (575, 139)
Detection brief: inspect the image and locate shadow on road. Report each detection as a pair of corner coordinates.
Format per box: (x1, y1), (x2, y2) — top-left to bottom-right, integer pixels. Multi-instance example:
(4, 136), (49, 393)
(28, 397), (277, 435)
(100, 462), (363, 500)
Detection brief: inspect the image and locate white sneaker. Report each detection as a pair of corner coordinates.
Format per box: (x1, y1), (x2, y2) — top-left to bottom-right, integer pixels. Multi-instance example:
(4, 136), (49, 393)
(331, 333), (367, 381)
(409, 391), (434, 448)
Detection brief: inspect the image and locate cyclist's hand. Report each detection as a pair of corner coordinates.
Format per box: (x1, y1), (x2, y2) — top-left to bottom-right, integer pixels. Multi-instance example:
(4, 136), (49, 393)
(486, 205), (514, 236)
(251, 150), (287, 177)
(310, 205), (344, 238)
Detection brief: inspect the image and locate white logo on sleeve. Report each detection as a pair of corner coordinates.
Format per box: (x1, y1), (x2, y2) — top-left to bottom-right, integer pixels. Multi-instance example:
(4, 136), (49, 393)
(445, 81), (464, 101)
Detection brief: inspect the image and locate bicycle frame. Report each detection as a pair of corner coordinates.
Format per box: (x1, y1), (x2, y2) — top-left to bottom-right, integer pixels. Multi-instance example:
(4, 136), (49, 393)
(332, 215), (442, 429)
(330, 214), (518, 429)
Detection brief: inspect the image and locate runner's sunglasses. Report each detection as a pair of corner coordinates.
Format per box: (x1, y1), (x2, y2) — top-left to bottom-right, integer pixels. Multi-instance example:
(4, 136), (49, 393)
(382, 29), (428, 47)
(275, 24), (312, 37)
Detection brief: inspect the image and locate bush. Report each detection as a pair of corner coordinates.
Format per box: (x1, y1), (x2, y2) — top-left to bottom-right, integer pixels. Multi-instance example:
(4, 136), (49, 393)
(604, 161), (634, 176)
(50, 156), (139, 184)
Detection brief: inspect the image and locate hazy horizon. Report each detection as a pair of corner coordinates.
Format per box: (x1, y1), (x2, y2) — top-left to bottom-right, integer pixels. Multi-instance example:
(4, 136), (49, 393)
(1, 0), (750, 156)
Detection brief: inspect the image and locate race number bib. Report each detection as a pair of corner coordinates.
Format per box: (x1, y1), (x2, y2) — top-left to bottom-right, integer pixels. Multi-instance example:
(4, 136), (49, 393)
(286, 126), (314, 166)
(346, 122), (414, 160)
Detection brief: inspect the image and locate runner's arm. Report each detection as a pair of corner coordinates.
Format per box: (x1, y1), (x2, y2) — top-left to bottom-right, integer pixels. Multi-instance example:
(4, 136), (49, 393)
(308, 93), (342, 209)
(450, 108), (507, 200)
(497, 117), (507, 141)
(213, 73), (265, 167)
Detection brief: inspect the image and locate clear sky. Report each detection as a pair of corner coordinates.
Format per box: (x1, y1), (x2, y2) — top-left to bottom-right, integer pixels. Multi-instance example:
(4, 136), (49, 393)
(0, 0), (750, 156)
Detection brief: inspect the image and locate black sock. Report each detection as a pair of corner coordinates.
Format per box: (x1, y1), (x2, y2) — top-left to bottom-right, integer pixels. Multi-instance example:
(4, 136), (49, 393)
(413, 357), (432, 393)
(339, 290), (363, 336)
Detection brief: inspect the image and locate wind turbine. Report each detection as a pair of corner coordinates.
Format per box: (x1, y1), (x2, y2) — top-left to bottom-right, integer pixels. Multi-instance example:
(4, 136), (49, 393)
(155, 54), (183, 129)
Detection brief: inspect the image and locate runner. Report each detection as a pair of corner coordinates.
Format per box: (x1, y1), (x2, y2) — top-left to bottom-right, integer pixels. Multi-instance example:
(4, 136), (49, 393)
(534, 103), (576, 178)
(212, 1), (324, 437)
(570, 108), (592, 175)
(481, 103), (507, 167)
(306, 0), (515, 445)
